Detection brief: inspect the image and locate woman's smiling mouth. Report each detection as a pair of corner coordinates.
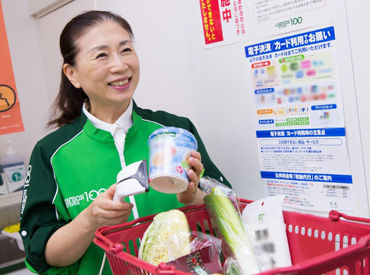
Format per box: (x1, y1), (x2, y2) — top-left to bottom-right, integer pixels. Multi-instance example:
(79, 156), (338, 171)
(108, 78), (130, 89)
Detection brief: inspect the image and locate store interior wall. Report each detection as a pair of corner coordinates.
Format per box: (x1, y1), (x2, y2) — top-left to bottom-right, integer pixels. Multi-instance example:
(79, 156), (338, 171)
(0, 0), (369, 217)
(346, 1), (370, 213)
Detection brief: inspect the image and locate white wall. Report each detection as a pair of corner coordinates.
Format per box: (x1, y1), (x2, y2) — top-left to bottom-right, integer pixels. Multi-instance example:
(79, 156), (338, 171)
(328, 0), (369, 217)
(96, 0), (198, 120)
(346, 0), (370, 214)
(36, 0), (95, 107)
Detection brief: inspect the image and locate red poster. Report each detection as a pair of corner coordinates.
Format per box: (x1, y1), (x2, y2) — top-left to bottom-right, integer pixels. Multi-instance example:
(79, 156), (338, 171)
(199, 0), (247, 48)
(0, 0), (24, 135)
(199, 0), (224, 45)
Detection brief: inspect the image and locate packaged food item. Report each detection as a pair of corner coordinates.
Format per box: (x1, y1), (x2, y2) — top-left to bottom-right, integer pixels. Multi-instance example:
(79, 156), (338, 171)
(148, 127), (197, 194)
(0, 140), (25, 193)
(167, 232), (223, 274)
(242, 195), (292, 272)
(199, 177), (240, 215)
(223, 257), (242, 275)
(203, 185), (260, 274)
(138, 209), (191, 265)
(139, 206), (223, 274)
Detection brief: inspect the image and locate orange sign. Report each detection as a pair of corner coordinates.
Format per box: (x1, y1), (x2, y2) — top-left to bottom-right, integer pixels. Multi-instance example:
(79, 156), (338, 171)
(0, 0), (24, 135)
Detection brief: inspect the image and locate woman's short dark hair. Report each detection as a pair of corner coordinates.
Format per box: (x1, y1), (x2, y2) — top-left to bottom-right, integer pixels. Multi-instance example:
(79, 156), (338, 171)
(47, 10), (134, 128)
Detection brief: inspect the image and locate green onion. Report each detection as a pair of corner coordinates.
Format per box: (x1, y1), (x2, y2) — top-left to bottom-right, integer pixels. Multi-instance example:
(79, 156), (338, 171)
(204, 186), (260, 274)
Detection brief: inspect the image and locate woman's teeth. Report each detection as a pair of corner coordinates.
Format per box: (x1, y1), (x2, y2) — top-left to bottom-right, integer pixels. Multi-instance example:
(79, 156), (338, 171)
(109, 79), (129, 86)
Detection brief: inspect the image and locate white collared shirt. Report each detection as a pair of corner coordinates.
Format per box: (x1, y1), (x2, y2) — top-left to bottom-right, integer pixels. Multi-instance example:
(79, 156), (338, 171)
(82, 101), (139, 220)
(82, 101), (133, 167)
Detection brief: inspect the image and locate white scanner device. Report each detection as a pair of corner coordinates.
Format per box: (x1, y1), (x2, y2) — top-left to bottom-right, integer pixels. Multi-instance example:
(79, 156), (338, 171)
(113, 160), (149, 202)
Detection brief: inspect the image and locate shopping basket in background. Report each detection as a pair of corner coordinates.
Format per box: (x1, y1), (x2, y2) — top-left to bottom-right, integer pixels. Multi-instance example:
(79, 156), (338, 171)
(94, 199), (370, 274)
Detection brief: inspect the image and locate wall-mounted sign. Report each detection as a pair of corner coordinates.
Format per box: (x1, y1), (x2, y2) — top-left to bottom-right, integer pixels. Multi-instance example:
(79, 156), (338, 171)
(198, 0), (247, 48)
(245, 0), (329, 39)
(245, 25), (355, 213)
(0, 0), (24, 135)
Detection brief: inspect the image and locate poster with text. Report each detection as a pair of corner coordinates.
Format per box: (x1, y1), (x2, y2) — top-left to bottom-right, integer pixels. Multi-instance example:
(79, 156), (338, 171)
(0, 1), (24, 135)
(198, 0), (248, 47)
(245, 26), (355, 213)
(245, 0), (331, 39)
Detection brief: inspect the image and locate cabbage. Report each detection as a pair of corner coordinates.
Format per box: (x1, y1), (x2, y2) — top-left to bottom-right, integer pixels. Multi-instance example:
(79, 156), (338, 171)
(139, 209), (191, 265)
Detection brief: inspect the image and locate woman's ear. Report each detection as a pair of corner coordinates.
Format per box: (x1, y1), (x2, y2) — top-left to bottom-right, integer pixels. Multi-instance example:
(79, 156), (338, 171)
(63, 63), (81, 89)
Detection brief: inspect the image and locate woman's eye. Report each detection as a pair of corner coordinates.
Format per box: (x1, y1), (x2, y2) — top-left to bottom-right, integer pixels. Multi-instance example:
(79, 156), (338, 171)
(121, 48), (132, 53)
(96, 53), (107, 59)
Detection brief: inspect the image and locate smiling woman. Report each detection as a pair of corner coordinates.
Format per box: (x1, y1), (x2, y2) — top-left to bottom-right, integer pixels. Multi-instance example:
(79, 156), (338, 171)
(19, 10), (230, 275)
(48, 11), (137, 127)
(62, 21), (140, 123)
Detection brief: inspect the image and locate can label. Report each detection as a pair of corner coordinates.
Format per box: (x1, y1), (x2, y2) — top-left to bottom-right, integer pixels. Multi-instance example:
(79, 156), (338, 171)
(148, 127), (198, 193)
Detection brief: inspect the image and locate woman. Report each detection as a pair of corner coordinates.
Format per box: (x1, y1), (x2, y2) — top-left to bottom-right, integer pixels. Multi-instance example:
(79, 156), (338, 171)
(20, 10), (230, 274)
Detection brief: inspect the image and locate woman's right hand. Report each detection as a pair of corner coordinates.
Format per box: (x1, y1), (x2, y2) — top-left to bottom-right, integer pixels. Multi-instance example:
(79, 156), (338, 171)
(85, 184), (133, 230)
(45, 184), (133, 266)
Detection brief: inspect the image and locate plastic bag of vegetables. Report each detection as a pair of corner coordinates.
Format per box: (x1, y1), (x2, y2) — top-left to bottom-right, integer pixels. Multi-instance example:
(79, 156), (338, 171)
(223, 257), (242, 275)
(200, 177), (239, 208)
(203, 186), (260, 274)
(138, 209), (191, 265)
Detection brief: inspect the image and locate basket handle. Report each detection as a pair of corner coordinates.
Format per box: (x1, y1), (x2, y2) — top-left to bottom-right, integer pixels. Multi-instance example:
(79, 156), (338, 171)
(329, 210), (370, 223)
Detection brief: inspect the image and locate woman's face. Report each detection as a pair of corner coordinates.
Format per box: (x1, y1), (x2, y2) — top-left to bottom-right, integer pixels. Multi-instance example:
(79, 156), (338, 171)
(64, 20), (140, 117)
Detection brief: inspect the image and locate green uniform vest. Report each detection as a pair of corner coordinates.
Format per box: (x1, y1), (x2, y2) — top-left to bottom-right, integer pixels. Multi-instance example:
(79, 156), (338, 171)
(20, 102), (230, 274)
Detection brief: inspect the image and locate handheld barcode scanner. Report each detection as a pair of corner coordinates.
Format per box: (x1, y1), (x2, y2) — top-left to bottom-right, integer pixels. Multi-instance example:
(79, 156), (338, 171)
(113, 160), (149, 202)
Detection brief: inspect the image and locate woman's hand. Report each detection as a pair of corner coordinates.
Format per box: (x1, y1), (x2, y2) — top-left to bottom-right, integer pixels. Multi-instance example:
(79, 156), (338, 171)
(85, 184), (133, 231)
(177, 151), (205, 205)
(45, 184), (132, 267)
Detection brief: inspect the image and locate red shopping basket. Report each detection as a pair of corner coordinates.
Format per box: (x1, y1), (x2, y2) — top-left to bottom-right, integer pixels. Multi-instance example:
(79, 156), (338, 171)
(94, 199), (370, 274)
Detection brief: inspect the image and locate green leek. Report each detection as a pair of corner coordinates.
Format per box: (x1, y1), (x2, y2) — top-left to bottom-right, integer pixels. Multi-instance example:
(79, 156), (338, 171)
(203, 186), (260, 274)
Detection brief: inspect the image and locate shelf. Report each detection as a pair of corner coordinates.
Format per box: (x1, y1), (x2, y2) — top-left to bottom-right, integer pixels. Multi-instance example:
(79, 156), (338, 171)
(0, 191), (22, 208)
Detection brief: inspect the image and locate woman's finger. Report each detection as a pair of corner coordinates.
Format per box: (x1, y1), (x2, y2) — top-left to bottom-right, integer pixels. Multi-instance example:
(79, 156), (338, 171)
(190, 150), (201, 161)
(102, 183), (117, 199)
(188, 156), (203, 177)
(187, 169), (198, 187)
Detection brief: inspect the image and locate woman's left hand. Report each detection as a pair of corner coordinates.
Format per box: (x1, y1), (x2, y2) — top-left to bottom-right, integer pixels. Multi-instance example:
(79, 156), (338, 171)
(177, 151), (204, 205)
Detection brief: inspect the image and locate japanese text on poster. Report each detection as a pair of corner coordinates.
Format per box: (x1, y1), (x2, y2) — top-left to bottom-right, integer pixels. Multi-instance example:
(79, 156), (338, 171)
(253, 0), (326, 23)
(246, 0), (329, 39)
(199, 0), (247, 47)
(245, 26), (355, 213)
(0, 1), (24, 135)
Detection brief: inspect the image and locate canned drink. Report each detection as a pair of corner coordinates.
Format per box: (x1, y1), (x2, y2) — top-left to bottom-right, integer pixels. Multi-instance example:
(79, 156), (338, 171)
(148, 127), (198, 194)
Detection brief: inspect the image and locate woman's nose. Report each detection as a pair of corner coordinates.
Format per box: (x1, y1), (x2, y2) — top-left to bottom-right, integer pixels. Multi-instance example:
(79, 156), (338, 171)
(109, 54), (128, 73)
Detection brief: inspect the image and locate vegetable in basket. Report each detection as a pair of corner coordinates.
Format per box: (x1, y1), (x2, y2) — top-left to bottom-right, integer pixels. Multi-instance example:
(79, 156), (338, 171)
(203, 186), (260, 274)
(138, 209), (191, 265)
(223, 257), (242, 275)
